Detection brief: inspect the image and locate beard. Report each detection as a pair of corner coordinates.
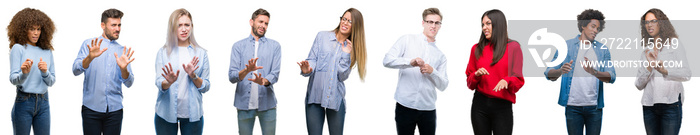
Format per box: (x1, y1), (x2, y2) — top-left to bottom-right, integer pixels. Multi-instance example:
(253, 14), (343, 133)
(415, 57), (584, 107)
(103, 29), (119, 40)
(251, 26), (266, 38)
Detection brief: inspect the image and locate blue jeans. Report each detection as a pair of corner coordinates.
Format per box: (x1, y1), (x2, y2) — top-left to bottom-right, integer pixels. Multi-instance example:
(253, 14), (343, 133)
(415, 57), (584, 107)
(237, 108), (276, 135)
(81, 105), (123, 135)
(12, 91), (50, 135)
(306, 102), (345, 135)
(154, 114), (203, 135)
(565, 105), (603, 135)
(643, 100), (682, 135)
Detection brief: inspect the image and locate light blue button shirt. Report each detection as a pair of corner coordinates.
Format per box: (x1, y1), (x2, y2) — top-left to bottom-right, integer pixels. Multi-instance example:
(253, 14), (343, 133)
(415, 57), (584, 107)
(72, 36), (134, 113)
(9, 44), (56, 94)
(229, 35), (281, 111)
(301, 31), (352, 111)
(155, 45), (210, 123)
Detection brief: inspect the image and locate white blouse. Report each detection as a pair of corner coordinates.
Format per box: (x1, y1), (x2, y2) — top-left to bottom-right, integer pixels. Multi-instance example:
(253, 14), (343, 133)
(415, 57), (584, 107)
(634, 42), (691, 106)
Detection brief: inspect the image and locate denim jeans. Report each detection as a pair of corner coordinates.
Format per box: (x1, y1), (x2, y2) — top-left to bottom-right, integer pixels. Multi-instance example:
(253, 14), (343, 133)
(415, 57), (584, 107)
(237, 108), (276, 135)
(565, 105), (603, 135)
(81, 105), (123, 135)
(154, 114), (203, 135)
(395, 103), (436, 135)
(471, 91), (513, 135)
(12, 91), (50, 135)
(643, 100), (682, 135)
(306, 102), (345, 135)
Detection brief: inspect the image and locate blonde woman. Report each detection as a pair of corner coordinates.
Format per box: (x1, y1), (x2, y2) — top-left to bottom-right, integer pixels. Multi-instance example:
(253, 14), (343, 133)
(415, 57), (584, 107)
(154, 8), (210, 135)
(297, 8), (367, 135)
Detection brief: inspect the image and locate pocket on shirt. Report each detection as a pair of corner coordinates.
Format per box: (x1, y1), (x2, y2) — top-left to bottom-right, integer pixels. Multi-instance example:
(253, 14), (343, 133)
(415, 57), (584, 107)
(316, 53), (329, 72)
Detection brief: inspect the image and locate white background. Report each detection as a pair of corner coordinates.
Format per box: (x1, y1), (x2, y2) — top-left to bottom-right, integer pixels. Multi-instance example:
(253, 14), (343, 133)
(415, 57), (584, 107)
(1, 0), (698, 134)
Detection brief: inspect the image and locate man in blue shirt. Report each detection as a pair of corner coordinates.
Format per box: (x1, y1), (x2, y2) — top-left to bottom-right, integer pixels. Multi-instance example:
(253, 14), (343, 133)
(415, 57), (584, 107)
(544, 9), (616, 135)
(72, 8), (136, 135)
(229, 8), (281, 135)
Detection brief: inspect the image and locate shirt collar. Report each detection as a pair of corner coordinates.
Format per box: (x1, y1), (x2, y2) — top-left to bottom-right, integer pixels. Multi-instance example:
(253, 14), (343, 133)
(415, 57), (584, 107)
(180, 44), (194, 49)
(98, 35), (118, 44)
(328, 31), (350, 45)
(420, 33), (436, 45)
(248, 34), (267, 43)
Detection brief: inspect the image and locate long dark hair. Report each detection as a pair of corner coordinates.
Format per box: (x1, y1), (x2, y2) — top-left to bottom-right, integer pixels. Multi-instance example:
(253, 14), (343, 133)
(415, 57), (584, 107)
(476, 9), (510, 65)
(640, 8), (677, 46)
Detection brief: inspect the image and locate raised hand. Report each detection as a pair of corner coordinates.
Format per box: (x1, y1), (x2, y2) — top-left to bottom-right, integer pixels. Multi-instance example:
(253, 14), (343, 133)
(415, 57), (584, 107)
(645, 49), (658, 72)
(114, 46), (135, 70)
(297, 60), (313, 74)
(341, 39), (353, 53)
(493, 79), (508, 92)
(38, 57), (47, 73)
(474, 67), (489, 76)
(420, 63), (433, 74)
(560, 60), (574, 74)
(245, 58), (263, 73)
(410, 57), (425, 67)
(247, 72), (266, 85)
(653, 60), (668, 75)
(161, 63), (179, 84)
(183, 56), (200, 78)
(88, 38), (107, 59)
(21, 58), (33, 74)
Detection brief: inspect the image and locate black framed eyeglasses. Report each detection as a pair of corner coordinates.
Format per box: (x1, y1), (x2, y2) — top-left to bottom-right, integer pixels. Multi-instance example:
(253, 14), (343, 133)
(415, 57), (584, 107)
(424, 20), (442, 26)
(340, 17), (352, 24)
(644, 20), (659, 25)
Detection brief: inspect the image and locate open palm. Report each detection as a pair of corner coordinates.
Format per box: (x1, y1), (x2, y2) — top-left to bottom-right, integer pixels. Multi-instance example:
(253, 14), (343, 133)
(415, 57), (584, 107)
(183, 56), (200, 78)
(115, 47), (135, 70)
(161, 63), (179, 84)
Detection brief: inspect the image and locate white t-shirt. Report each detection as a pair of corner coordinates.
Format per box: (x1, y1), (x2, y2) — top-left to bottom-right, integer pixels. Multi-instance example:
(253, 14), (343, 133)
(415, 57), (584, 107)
(177, 46), (191, 118)
(249, 41), (260, 110)
(568, 46), (598, 106)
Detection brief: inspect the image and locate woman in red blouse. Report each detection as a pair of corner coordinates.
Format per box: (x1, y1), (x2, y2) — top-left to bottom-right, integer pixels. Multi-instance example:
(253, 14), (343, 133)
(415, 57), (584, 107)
(466, 9), (524, 135)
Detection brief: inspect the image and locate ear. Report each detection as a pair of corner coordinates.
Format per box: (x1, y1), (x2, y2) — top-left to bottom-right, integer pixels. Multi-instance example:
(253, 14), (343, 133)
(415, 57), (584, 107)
(250, 19), (254, 27)
(101, 22), (106, 29)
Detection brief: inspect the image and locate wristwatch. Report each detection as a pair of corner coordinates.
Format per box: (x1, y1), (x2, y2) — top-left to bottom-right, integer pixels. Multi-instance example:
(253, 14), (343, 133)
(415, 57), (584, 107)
(190, 74), (198, 80)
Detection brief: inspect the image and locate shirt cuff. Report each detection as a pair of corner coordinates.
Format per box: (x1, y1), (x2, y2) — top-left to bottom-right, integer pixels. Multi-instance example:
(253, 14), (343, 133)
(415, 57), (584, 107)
(41, 71), (50, 78)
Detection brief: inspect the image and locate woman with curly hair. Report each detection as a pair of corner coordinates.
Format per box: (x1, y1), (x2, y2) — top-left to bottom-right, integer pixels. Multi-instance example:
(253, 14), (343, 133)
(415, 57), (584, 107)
(7, 7), (56, 135)
(635, 8), (689, 135)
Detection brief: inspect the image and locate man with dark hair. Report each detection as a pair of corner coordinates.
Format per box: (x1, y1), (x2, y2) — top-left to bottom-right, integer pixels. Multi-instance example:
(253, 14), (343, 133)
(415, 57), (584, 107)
(544, 9), (616, 135)
(229, 8), (281, 135)
(72, 8), (136, 135)
(383, 7), (449, 135)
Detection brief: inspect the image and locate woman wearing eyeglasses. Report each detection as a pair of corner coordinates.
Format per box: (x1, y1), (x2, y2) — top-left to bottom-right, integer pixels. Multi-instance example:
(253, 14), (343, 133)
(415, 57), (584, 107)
(296, 8), (367, 135)
(635, 8), (689, 135)
(466, 9), (524, 135)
